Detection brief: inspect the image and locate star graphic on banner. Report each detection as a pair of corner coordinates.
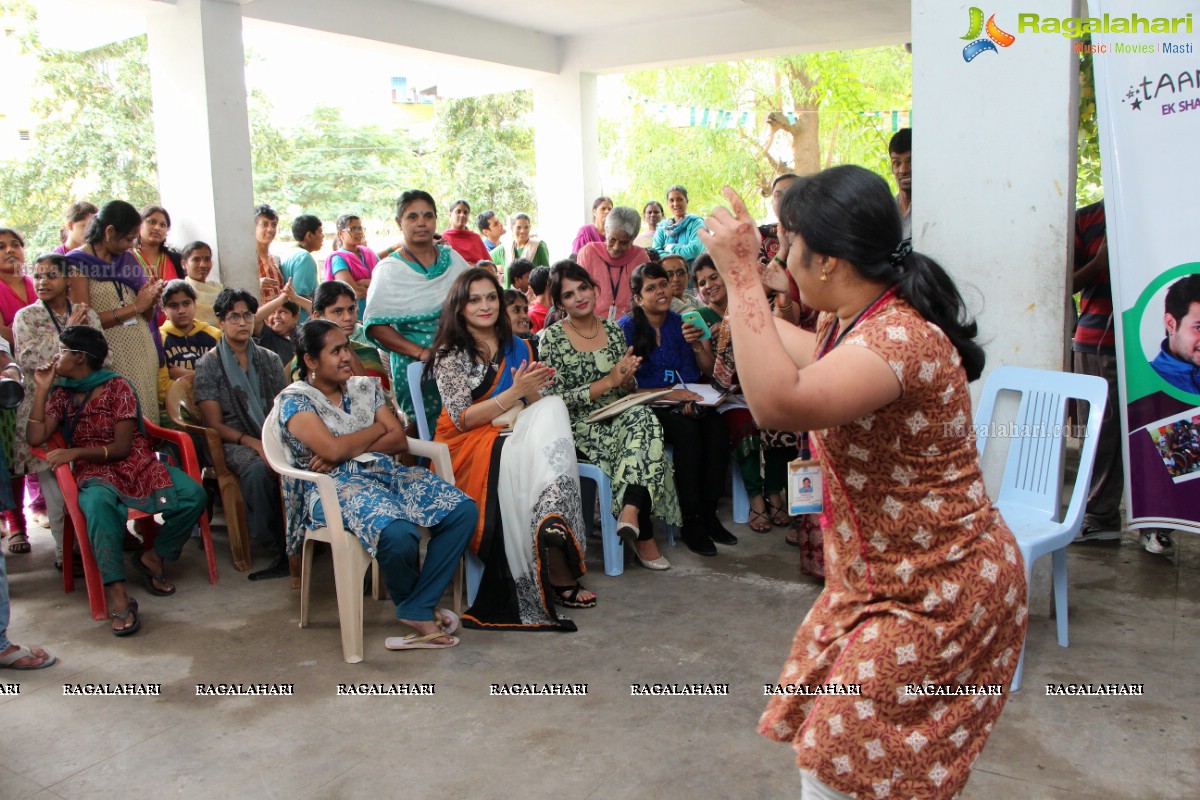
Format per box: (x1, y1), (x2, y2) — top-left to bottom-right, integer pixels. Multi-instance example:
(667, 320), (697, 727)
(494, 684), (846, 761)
(1131, 97), (1143, 110)
(1126, 88), (1136, 99)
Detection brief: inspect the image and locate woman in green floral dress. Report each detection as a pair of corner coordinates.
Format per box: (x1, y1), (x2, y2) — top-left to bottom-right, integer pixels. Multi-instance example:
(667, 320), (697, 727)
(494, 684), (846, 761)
(540, 261), (681, 570)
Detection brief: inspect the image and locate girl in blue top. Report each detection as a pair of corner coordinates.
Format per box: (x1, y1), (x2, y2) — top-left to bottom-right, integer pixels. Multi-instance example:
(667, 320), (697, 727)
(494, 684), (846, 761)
(652, 185), (707, 267)
(619, 262), (734, 557)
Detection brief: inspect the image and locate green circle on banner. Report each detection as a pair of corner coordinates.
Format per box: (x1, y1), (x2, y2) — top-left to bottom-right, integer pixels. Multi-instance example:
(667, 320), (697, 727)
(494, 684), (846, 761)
(1122, 262), (1200, 404)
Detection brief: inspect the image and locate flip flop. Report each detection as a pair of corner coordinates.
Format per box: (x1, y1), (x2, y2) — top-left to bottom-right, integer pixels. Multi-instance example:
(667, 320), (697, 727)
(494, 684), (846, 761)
(435, 608), (459, 635)
(385, 630), (460, 650)
(7, 532), (30, 554)
(0, 645), (57, 670)
(130, 554), (175, 596)
(111, 598), (141, 638)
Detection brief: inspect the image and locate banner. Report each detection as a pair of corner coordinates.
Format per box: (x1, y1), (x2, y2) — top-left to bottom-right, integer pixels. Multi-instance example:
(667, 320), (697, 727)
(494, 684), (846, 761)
(1091, 1), (1200, 532)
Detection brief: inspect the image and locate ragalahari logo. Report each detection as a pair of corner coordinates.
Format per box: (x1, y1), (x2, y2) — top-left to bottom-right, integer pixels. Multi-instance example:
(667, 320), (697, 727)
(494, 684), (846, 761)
(961, 7), (1016, 62)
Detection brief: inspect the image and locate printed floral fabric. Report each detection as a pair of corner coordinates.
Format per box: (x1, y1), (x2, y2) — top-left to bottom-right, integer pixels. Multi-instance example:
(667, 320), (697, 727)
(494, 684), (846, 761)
(758, 297), (1027, 799)
(275, 380), (468, 557)
(540, 320), (681, 525)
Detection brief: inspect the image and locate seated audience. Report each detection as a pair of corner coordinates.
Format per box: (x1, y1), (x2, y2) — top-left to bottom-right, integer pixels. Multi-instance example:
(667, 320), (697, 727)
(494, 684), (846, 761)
(26, 325), (207, 636)
(157, 280), (222, 409)
(429, 267), (593, 628)
(194, 288), (289, 581)
(620, 262), (734, 557)
(663, 254), (709, 319)
(540, 261), (681, 569)
(253, 286), (306, 368)
(310, 280), (389, 390)
(653, 185), (707, 267)
(507, 258), (535, 296)
(571, 196), (612, 255)
(695, 255), (808, 556)
(13, 254), (103, 566)
(577, 206), (650, 321)
(276, 320), (477, 650)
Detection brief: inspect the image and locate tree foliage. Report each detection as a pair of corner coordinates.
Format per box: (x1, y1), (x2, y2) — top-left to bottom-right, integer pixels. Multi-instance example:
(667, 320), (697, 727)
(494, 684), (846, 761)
(1076, 47), (1102, 206)
(432, 91), (535, 216)
(603, 47), (912, 219)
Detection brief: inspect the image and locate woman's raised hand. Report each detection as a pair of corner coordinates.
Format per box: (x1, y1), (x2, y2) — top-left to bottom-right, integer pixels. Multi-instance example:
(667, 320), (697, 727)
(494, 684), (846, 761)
(67, 302), (91, 326)
(607, 347), (641, 389)
(33, 359), (57, 392)
(511, 360), (555, 396)
(703, 187), (766, 292)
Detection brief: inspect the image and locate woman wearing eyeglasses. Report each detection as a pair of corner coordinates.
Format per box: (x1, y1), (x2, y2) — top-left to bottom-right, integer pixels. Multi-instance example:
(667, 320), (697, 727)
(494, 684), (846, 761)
(26, 325), (207, 636)
(194, 288), (290, 581)
(12, 255), (103, 567)
(324, 214), (379, 318)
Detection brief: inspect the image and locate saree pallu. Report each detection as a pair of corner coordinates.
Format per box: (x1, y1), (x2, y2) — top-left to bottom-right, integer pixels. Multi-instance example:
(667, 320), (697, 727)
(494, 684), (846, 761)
(434, 351), (585, 631)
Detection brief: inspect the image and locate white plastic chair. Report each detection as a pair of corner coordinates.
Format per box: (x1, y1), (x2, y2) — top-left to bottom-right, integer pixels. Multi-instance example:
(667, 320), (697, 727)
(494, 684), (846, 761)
(262, 408), (465, 664)
(972, 365), (1108, 692)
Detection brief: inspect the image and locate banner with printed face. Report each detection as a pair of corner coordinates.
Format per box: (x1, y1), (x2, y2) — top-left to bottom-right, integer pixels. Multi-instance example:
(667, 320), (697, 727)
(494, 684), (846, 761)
(1091, 1), (1200, 532)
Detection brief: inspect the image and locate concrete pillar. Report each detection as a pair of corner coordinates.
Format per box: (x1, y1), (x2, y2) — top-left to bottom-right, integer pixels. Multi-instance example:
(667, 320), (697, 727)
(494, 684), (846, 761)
(532, 71), (600, 258)
(912, 1), (1081, 611)
(145, 0), (256, 293)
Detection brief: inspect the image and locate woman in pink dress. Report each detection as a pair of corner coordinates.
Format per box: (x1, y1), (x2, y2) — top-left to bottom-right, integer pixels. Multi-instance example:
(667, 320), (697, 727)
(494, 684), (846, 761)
(0, 229), (36, 545)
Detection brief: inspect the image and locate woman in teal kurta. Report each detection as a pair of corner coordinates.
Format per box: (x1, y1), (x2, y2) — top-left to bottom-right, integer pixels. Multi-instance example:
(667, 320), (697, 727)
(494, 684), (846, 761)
(362, 191), (468, 433)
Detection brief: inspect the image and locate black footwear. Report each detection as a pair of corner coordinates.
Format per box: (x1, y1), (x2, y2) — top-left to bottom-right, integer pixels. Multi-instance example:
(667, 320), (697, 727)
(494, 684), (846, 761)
(707, 516), (738, 546)
(682, 519), (717, 557)
(248, 553), (290, 581)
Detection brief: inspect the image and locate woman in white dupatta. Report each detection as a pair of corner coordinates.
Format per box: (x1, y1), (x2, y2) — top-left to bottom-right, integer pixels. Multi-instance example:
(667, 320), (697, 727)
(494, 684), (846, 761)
(429, 268), (592, 631)
(364, 190), (469, 434)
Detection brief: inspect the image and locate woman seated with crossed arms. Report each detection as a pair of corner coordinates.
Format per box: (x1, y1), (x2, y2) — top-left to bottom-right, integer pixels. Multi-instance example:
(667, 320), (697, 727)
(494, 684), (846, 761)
(428, 267), (592, 629)
(277, 320), (477, 650)
(26, 325), (206, 636)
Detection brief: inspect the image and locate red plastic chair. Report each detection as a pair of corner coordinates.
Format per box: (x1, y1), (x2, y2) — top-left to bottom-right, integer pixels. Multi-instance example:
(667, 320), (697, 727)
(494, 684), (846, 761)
(31, 417), (218, 621)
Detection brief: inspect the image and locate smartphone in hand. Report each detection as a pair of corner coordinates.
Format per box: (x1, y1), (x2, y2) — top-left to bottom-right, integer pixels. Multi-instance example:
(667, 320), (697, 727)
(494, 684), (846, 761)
(680, 309), (712, 340)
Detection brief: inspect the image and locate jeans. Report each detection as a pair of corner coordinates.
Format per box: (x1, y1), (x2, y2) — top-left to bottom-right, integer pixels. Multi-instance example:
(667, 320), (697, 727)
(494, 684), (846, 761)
(0, 548), (11, 652)
(373, 498), (477, 622)
(1073, 350), (1123, 529)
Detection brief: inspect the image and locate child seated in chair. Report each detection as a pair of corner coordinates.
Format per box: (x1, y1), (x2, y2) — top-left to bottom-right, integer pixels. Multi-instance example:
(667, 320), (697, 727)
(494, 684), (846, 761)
(157, 279), (222, 412)
(25, 325), (207, 637)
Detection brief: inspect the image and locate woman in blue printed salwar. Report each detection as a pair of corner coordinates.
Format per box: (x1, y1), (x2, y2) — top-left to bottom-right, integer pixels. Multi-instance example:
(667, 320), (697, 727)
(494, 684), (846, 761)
(275, 320), (477, 650)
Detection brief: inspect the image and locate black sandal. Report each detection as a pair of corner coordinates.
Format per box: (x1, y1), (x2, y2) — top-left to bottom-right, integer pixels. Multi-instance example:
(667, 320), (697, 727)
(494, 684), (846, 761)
(130, 554), (176, 596)
(551, 581), (597, 609)
(111, 598), (141, 637)
(749, 507), (773, 533)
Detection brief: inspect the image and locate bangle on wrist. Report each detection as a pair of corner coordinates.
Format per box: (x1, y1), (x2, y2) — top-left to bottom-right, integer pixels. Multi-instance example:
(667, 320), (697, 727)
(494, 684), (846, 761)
(772, 253), (786, 266)
(237, 433), (245, 445)
(494, 396), (511, 412)
(775, 297), (793, 310)
(101, 445), (109, 462)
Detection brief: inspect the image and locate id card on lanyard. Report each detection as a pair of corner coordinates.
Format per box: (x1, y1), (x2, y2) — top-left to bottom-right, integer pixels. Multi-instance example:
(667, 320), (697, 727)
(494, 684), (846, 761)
(788, 458), (824, 515)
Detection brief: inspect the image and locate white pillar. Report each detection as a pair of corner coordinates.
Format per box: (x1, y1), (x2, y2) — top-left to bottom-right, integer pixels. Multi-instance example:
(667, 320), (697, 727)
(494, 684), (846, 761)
(913, 1), (1080, 612)
(532, 71), (600, 258)
(145, 0), (256, 293)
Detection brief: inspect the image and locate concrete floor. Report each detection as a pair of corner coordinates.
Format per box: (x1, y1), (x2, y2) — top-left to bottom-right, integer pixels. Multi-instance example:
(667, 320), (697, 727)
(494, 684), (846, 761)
(1, 504), (1196, 800)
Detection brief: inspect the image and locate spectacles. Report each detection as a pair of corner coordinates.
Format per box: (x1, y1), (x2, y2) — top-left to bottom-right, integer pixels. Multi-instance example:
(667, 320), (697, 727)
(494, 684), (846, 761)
(222, 311), (256, 324)
(58, 347), (85, 357)
(664, 269), (688, 279)
(346, 226), (364, 233)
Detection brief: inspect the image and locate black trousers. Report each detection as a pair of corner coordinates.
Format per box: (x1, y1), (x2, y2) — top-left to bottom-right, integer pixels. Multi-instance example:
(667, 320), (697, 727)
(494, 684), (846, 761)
(654, 408), (730, 520)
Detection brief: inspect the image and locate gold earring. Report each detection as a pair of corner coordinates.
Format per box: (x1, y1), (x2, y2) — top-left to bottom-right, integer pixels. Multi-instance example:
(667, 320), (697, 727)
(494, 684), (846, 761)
(819, 270), (829, 282)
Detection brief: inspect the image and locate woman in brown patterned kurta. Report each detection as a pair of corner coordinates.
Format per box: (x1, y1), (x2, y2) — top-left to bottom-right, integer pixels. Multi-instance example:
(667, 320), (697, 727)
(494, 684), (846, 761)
(703, 166), (1026, 799)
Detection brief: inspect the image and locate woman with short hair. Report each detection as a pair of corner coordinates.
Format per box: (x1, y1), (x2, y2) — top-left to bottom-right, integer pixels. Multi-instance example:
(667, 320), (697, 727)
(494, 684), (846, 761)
(324, 214), (379, 317)
(26, 325), (207, 636)
(703, 166), (1025, 799)
(277, 320), (477, 649)
(576, 206), (650, 322)
(255, 204), (284, 301)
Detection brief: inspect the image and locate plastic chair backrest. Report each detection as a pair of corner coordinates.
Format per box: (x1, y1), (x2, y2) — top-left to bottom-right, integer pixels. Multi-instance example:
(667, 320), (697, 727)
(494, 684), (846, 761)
(972, 365), (1108, 528)
(407, 360), (431, 440)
